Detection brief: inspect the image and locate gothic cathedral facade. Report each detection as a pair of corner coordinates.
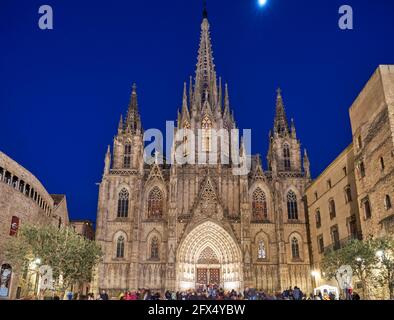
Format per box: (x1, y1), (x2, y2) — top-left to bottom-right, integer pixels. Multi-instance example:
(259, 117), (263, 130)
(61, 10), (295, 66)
(95, 12), (313, 295)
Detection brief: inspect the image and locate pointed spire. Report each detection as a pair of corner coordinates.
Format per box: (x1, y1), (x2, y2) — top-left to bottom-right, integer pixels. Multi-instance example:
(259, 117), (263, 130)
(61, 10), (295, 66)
(189, 76), (193, 108)
(183, 82), (188, 107)
(223, 83), (230, 116)
(273, 88), (290, 137)
(118, 114), (124, 134)
(195, 3), (215, 106)
(126, 83), (142, 134)
(217, 76), (222, 113)
(291, 118), (297, 138)
(303, 148), (311, 179)
(181, 82), (190, 123)
(104, 145), (111, 175)
(177, 108), (181, 126)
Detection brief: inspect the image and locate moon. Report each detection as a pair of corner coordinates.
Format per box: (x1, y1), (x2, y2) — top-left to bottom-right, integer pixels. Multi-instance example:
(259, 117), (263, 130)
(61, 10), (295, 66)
(258, 0), (268, 7)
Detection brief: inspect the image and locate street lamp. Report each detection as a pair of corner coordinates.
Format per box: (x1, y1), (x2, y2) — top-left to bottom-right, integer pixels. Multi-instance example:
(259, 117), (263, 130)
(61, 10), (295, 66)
(311, 271), (320, 277)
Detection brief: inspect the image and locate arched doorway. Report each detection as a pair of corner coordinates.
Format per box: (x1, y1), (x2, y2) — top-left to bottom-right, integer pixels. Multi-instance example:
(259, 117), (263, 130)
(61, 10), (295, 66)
(176, 221), (243, 291)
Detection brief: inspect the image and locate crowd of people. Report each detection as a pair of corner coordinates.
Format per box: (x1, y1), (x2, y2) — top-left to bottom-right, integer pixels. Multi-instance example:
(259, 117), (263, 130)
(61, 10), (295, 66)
(88, 285), (360, 301)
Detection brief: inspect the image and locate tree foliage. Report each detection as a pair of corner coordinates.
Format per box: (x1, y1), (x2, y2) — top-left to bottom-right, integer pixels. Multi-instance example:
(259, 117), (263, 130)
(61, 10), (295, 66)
(370, 237), (394, 299)
(2, 224), (102, 297)
(321, 238), (394, 299)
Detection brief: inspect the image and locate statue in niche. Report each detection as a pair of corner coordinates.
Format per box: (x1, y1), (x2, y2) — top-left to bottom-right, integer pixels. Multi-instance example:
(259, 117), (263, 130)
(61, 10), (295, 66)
(168, 245), (175, 264)
(244, 246), (251, 264)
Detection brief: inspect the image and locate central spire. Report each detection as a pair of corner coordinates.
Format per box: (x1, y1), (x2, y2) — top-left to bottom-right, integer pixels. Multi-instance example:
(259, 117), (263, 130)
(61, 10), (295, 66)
(195, 1), (217, 107)
(273, 88), (290, 137)
(125, 83), (142, 134)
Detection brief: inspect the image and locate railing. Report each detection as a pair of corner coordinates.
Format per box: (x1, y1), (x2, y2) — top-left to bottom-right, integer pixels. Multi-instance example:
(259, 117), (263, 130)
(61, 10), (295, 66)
(323, 234), (362, 254)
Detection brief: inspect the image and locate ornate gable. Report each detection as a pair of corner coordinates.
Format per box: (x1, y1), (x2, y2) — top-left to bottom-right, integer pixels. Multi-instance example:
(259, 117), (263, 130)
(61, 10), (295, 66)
(191, 174), (224, 222)
(147, 162), (165, 183)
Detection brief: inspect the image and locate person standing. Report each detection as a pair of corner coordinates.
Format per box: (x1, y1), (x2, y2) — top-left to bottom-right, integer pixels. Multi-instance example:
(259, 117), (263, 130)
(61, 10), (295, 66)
(100, 290), (109, 300)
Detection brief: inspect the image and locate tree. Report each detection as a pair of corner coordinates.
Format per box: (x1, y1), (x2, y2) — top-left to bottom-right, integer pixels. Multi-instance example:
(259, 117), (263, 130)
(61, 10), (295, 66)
(1, 224), (102, 299)
(321, 240), (378, 299)
(371, 237), (394, 300)
(320, 248), (348, 290)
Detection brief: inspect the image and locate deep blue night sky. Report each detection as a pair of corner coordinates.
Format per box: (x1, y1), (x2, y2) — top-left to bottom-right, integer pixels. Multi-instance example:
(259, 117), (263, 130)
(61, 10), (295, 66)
(1, 0), (394, 222)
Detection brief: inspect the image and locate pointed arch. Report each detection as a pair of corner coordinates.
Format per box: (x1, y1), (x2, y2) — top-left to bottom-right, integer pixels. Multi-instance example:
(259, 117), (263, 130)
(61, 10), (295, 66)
(254, 231), (270, 261)
(123, 144), (132, 168)
(257, 240), (267, 259)
(116, 235), (125, 258)
(289, 232), (303, 261)
(291, 237), (300, 260)
(117, 188), (129, 218)
(113, 230), (128, 259)
(283, 143), (291, 170)
(287, 190), (298, 220)
(252, 188), (268, 222)
(202, 116), (213, 152)
(176, 220), (243, 291)
(148, 186), (164, 219)
(150, 236), (160, 260)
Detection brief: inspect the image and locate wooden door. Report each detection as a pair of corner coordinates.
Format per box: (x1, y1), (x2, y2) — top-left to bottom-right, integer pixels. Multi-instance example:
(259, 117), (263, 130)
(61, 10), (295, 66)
(209, 268), (220, 285)
(197, 268), (208, 285)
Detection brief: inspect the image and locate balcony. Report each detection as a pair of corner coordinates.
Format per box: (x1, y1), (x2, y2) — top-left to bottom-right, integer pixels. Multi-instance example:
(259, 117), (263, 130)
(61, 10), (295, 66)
(323, 234), (362, 254)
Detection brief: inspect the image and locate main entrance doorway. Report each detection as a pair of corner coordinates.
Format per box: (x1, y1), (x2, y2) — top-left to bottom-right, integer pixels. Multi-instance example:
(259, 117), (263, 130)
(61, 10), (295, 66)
(196, 268), (220, 286)
(176, 221), (243, 291)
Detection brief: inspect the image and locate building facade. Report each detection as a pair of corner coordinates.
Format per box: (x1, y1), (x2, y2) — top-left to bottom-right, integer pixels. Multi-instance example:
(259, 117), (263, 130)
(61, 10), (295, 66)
(349, 65), (394, 238)
(0, 151), (70, 299)
(304, 65), (394, 296)
(305, 144), (362, 289)
(95, 12), (313, 295)
(70, 220), (95, 241)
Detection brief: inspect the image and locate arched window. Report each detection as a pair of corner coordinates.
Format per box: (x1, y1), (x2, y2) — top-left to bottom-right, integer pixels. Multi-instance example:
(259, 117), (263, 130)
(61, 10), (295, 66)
(329, 199), (336, 219)
(385, 195), (392, 210)
(148, 187), (163, 219)
(150, 237), (160, 260)
(0, 264), (12, 298)
(252, 188), (268, 222)
(258, 240), (267, 259)
(202, 116), (212, 152)
(117, 189), (129, 218)
(116, 236), (125, 258)
(291, 237), (300, 259)
(283, 144), (291, 171)
(287, 191), (298, 220)
(123, 144), (132, 168)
